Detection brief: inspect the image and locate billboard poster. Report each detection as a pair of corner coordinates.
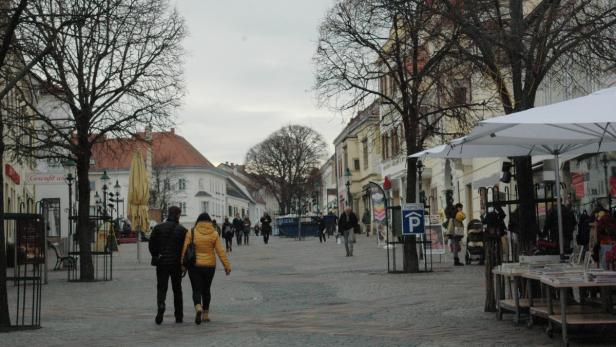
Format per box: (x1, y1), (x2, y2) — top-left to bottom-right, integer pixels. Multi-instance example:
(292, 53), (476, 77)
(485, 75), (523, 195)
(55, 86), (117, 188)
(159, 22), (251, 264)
(371, 188), (386, 225)
(424, 215), (446, 255)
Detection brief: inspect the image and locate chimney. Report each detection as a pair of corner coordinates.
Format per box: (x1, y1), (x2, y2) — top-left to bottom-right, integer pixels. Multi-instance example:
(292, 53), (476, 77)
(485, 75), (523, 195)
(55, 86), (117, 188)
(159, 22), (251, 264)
(145, 124), (153, 180)
(170, 128), (175, 134)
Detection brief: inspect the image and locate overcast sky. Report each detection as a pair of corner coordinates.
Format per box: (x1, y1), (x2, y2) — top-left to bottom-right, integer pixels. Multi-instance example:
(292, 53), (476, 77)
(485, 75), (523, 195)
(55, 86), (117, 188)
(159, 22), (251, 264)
(173, 0), (344, 166)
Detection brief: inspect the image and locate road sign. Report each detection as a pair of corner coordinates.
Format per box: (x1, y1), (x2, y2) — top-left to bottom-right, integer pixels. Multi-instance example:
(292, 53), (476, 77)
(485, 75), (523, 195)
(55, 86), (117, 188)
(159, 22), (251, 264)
(401, 203), (425, 236)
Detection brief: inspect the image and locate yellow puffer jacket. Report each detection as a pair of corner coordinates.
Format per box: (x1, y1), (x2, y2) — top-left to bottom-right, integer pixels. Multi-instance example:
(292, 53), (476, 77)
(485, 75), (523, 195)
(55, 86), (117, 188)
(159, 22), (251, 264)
(182, 221), (231, 271)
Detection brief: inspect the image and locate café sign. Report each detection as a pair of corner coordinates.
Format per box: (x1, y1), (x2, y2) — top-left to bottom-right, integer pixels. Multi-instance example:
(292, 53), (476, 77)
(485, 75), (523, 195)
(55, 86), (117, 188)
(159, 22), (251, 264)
(26, 173), (65, 185)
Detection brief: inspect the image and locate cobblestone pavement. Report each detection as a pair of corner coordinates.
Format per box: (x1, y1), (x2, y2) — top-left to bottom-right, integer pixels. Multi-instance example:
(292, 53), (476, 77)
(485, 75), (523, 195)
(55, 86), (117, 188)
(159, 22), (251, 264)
(4, 235), (614, 346)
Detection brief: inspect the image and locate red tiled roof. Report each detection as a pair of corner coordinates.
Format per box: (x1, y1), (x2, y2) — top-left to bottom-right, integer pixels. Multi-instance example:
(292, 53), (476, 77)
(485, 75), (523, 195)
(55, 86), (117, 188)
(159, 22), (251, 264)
(91, 130), (214, 171)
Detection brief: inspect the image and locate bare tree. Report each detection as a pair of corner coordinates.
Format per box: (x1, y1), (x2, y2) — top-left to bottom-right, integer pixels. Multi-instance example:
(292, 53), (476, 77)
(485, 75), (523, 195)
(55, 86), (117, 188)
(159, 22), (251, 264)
(245, 125), (327, 215)
(149, 152), (179, 217)
(314, 0), (491, 272)
(431, 0), (616, 256)
(427, 0), (616, 311)
(0, 0), (85, 328)
(12, 0), (185, 281)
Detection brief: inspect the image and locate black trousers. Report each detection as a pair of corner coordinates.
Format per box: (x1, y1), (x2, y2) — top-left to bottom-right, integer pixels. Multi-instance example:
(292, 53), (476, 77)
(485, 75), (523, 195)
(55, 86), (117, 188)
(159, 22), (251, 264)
(263, 232), (270, 244)
(235, 231), (242, 245)
(225, 237), (233, 252)
(188, 266), (216, 310)
(243, 231), (250, 245)
(156, 265), (183, 317)
(319, 230), (326, 243)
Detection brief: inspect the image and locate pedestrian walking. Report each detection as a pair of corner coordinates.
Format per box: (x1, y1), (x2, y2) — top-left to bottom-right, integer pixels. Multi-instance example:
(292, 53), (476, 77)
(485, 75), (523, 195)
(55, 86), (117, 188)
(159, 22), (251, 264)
(260, 212), (272, 244)
(222, 218), (233, 252)
(232, 214), (243, 246)
(338, 207), (359, 257)
(317, 215), (326, 243)
(446, 203), (465, 266)
(243, 216), (251, 246)
(326, 211), (338, 238)
(148, 206), (188, 324)
(182, 213), (231, 325)
(362, 208), (371, 237)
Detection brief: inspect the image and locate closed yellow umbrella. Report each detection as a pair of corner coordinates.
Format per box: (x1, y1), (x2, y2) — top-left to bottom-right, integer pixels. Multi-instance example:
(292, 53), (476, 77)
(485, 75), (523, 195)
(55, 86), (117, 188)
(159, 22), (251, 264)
(127, 152), (150, 262)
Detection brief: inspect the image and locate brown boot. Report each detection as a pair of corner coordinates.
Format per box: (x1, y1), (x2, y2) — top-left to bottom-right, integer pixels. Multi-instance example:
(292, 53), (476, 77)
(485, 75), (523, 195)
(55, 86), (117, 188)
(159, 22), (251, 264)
(202, 310), (210, 322)
(194, 304), (203, 325)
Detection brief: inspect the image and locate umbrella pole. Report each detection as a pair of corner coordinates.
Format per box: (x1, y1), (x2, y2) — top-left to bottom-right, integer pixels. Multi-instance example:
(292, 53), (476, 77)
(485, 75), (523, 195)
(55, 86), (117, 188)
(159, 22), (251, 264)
(137, 225), (141, 264)
(554, 153), (565, 260)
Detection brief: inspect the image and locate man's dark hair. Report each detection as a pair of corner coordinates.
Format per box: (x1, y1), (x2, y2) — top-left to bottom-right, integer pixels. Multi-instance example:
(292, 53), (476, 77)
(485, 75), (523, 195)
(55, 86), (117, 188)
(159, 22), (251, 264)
(196, 213), (212, 223)
(168, 206), (181, 220)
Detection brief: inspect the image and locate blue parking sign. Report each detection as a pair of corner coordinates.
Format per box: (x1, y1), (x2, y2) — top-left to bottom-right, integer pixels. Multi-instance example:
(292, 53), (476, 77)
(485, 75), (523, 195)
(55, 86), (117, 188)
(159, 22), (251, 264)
(401, 203), (425, 235)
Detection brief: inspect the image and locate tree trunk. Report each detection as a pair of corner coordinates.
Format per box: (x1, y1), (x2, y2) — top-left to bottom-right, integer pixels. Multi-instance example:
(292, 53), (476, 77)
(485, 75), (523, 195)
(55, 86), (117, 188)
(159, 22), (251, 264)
(0, 119), (10, 328)
(484, 235), (502, 312)
(514, 156), (537, 254)
(403, 156), (419, 273)
(76, 155), (94, 281)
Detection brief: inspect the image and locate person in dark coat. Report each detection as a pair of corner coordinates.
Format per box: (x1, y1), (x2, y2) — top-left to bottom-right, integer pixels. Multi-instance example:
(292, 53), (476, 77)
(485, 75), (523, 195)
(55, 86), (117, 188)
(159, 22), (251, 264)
(222, 218), (234, 252)
(362, 209), (371, 237)
(149, 206), (188, 324)
(232, 214), (244, 246)
(260, 212), (272, 244)
(317, 215), (326, 243)
(338, 207), (359, 256)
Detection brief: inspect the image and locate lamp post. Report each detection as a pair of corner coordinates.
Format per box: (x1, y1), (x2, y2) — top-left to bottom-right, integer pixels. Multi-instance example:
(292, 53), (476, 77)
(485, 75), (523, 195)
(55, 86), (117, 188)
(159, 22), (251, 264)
(100, 170), (110, 218)
(62, 159), (76, 251)
(345, 168), (352, 210)
(601, 154), (612, 212)
(416, 159), (424, 204)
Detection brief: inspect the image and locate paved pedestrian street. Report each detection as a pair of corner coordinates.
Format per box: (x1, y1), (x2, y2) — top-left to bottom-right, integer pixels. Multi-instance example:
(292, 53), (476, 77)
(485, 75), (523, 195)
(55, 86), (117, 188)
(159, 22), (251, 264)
(4, 236), (615, 347)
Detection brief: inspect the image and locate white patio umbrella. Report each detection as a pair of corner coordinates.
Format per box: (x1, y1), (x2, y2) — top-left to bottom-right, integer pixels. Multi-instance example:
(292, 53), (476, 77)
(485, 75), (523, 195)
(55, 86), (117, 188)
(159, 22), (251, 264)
(412, 87), (616, 257)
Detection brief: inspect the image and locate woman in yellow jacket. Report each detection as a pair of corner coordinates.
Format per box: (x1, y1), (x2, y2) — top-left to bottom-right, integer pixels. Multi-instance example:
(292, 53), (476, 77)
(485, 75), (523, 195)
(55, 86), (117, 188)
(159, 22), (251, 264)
(182, 213), (231, 325)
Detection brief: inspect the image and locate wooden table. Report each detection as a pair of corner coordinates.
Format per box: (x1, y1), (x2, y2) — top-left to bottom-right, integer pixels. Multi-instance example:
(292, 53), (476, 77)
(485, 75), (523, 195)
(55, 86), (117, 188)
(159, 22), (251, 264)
(493, 267), (528, 323)
(540, 277), (616, 346)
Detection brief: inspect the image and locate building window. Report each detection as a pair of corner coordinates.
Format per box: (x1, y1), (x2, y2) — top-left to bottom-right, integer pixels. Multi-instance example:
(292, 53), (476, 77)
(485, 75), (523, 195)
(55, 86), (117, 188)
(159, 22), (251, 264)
(343, 146), (349, 171)
(362, 139), (369, 169)
(392, 127), (399, 155)
(178, 178), (186, 190)
(228, 205), (233, 217)
(201, 201), (209, 213)
(353, 159), (360, 171)
(178, 202), (187, 215)
(42, 198), (61, 237)
(163, 178), (170, 191)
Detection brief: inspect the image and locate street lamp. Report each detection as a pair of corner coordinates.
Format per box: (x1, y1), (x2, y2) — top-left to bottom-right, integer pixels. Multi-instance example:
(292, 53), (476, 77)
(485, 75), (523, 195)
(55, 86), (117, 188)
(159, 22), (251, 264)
(62, 159), (76, 249)
(416, 159), (424, 204)
(601, 154), (612, 212)
(344, 168), (352, 209)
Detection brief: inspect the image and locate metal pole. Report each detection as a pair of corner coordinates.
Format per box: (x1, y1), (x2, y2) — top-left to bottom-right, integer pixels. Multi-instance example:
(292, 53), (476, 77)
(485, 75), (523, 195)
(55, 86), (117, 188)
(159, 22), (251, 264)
(554, 153), (565, 259)
(603, 155), (612, 212)
(67, 180), (73, 253)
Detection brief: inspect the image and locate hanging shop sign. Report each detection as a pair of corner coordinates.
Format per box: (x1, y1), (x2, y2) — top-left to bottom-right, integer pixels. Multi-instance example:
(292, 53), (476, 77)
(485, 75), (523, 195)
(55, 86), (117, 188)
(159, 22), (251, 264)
(5, 164), (20, 185)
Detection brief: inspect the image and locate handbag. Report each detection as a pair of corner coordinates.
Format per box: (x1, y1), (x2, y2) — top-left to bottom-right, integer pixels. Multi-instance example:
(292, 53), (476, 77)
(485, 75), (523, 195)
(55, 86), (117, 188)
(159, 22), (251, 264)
(183, 228), (197, 268)
(353, 224), (361, 234)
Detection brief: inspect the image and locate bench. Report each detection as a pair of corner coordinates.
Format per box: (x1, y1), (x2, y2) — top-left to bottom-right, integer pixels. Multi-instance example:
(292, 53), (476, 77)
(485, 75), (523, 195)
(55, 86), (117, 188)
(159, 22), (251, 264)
(47, 240), (76, 270)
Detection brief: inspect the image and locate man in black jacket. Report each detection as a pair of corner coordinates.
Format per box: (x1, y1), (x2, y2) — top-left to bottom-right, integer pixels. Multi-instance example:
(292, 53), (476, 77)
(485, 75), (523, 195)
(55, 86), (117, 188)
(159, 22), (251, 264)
(149, 206), (188, 324)
(260, 212), (272, 244)
(339, 207), (359, 256)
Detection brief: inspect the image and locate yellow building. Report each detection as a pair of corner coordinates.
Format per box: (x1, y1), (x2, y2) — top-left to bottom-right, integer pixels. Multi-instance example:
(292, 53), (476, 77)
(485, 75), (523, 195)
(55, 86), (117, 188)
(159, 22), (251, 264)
(333, 102), (381, 216)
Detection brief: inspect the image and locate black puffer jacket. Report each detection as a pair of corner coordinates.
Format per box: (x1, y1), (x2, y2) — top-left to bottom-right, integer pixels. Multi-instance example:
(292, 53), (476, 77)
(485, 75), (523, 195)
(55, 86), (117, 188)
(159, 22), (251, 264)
(338, 211), (358, 232)
(149, 219), (188, 267)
